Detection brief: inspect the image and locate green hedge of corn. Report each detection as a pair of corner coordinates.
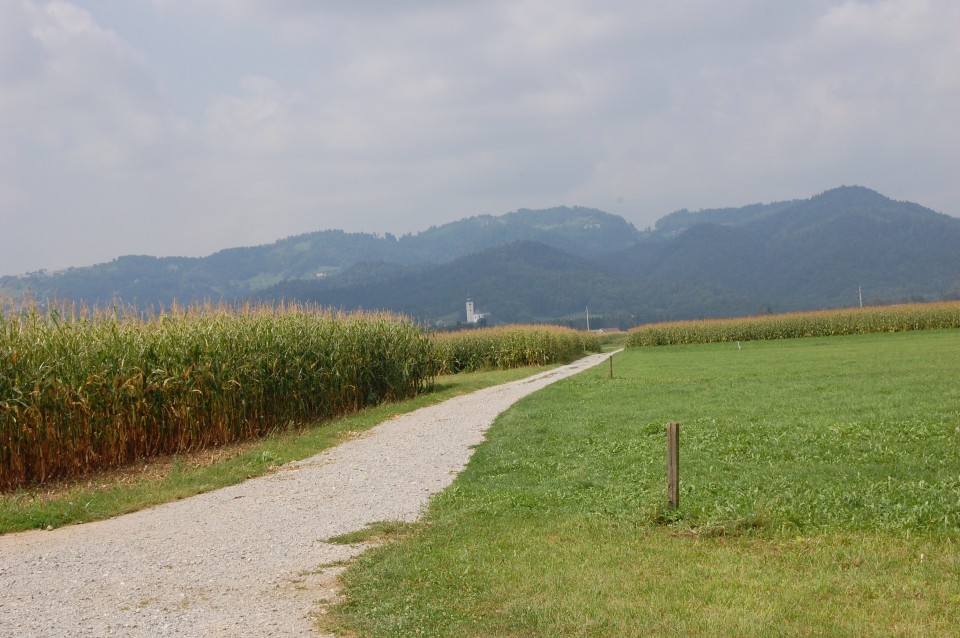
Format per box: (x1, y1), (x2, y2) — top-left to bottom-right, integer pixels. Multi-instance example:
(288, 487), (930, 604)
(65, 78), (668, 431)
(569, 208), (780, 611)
(434, 325), (601, 374)
(627, 302), (960, 347)
(0, 302), (437, 490)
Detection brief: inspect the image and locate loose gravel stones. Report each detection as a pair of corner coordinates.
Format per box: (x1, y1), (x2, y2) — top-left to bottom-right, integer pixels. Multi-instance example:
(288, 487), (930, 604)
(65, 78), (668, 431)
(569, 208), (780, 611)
(0, 353), (613, 638)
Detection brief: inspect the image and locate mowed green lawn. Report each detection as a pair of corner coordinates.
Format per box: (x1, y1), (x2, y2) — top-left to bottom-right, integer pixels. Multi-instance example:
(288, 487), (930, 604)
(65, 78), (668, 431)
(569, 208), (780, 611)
(325, 330), (960, 637)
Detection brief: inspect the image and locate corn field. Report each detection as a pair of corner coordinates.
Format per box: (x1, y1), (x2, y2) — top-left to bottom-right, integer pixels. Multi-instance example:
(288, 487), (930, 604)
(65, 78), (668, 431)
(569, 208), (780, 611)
(0, 302), (437, 490)
(434, 325), (601, 374)
(627, 301), (960, 347)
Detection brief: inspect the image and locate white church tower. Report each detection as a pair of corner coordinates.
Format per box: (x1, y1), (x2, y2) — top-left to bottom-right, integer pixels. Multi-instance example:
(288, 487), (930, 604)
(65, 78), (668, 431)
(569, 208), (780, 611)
(465, 298), (489, 324)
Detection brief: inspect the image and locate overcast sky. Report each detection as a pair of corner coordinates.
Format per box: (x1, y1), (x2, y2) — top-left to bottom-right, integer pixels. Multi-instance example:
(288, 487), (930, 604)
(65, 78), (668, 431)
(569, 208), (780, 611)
(2, 0), (959, 276)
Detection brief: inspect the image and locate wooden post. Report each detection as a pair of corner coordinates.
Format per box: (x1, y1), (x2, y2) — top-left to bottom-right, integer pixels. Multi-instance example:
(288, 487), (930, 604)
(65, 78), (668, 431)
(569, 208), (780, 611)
(608, 354), (613, 379)
(667, 422), (680, 508)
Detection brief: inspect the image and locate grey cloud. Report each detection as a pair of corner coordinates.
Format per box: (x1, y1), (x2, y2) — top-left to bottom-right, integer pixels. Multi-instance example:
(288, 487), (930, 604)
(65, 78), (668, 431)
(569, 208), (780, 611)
(2, 0), (959, 276)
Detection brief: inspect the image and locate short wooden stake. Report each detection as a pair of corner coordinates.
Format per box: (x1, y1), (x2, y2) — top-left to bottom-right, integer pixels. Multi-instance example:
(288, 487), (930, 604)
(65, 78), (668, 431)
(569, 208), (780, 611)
(667, 422), (680, 509)
(608, 355), (614, 379)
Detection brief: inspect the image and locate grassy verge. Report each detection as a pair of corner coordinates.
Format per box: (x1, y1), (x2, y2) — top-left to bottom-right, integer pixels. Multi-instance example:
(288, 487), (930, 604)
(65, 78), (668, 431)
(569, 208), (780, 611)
(325, 330), (960, 637)
(0, 366), (549, 535)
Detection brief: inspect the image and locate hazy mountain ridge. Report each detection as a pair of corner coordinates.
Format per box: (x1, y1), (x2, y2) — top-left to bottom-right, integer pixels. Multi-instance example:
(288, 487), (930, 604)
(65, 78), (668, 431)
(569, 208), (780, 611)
(652, 200), (800, 237)
(602, 186), (960, 313)
(3, 187), (959, 324)
(0, 206), (631, 306)
(260, 241), (754, 326)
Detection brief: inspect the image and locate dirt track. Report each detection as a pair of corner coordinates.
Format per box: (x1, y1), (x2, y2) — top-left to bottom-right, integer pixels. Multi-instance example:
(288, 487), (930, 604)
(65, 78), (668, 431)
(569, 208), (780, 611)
(0, 352), (614, 637)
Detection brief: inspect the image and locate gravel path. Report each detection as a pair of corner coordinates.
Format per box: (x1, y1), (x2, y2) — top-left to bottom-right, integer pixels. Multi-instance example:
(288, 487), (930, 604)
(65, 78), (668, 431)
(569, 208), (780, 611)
(0, 352), (614, 638)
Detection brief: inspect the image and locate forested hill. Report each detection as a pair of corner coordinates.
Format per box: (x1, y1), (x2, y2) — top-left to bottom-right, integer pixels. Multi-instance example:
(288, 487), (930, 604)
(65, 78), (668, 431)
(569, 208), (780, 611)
(3, 186), (959, 325)
(602, 186), (960, 312)
(0, 206), (635, 307)
(258, 241), (754, 326)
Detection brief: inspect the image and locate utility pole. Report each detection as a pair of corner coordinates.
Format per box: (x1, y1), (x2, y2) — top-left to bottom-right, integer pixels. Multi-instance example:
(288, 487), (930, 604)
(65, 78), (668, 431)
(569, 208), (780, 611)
(585, 306), (590, 331)
(858, 285), (863, 308)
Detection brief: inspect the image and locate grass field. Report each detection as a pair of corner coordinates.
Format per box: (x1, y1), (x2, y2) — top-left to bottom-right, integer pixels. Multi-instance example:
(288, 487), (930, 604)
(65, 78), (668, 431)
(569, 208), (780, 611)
(325, 329), (960, 637)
